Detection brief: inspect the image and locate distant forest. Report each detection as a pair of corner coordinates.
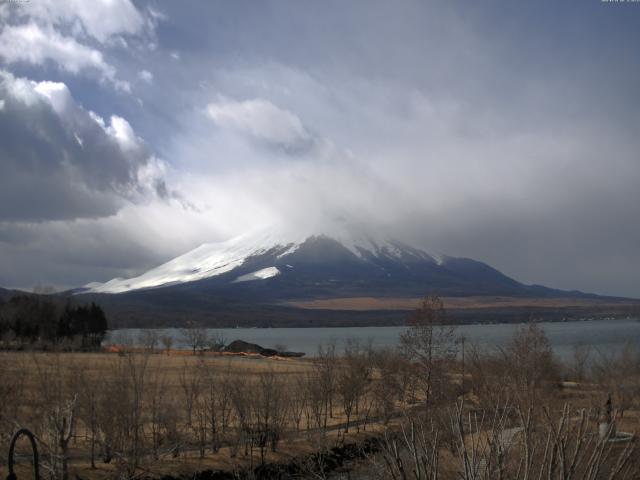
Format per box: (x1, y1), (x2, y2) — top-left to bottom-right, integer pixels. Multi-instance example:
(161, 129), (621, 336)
(0, 294), (108, 349)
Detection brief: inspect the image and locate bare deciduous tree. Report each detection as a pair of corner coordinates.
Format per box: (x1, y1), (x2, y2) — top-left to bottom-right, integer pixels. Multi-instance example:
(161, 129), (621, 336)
(160, 334), (174, 354)
(400, 295), (457, 406)
(253, 370), (288, 463)
(314, 340), (337, 428)
(338, 338), (371, 433)
(207, 331), (227, 352)
(181, 322), (208, 355)
(75, 365), (100, 469)
(147, 361), (169, 460)
(290, 374), (308, 433)
(44, 396), (77, 480)
(570, 343), (592, 382)
(371, 348), (405, 424)
(123, 352), (150, 475)
(139, 329), (160, 353)
(179, 360), (202, 428)
(503, 321), (558, 408)
(33, 354), (78, 480)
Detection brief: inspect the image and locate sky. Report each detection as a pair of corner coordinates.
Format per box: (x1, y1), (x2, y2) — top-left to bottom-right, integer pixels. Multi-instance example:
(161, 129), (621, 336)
(0, 0), (639, 297)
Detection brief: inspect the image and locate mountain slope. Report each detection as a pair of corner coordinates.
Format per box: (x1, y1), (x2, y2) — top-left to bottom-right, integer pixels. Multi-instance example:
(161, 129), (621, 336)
(72, 227), (636, 327)
(82, 228), (588, 300)
(0, 288), (14, 301)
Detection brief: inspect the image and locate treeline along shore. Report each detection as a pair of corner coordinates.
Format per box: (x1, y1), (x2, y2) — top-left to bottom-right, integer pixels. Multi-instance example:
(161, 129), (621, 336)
(0, 294), (107, 350)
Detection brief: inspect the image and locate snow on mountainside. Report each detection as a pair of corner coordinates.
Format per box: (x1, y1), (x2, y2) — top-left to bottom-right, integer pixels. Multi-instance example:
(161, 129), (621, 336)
(83, 227), (446, 294)
(69, 227), (622, 328)
(85, 230), (296, 293)
(233, 267), (281, 283)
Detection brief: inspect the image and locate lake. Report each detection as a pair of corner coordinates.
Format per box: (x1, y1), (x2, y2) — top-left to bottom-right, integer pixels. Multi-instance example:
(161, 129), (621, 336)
(106, 318), (640, 361)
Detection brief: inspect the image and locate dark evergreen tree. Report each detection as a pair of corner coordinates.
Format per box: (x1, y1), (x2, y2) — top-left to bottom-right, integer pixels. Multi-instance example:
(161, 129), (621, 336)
(0, 294), (108, 349)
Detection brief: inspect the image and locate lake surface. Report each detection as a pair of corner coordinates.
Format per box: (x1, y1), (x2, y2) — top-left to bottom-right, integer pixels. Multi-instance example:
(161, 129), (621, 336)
(106, 318), (640, 360)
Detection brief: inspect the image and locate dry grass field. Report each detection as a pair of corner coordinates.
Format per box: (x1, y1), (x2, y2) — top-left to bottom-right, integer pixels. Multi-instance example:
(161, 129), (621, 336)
(0, 349), (392, 479)
(286, 295), (640, 311)
(2, 315), (640, 480)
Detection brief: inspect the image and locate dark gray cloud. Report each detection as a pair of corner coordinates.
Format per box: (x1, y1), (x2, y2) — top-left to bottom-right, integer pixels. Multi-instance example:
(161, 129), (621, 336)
(0, 71), (167, 222)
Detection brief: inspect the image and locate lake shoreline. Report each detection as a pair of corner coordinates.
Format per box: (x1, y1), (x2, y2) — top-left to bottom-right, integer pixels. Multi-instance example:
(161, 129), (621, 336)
(106, 317), (640, 360)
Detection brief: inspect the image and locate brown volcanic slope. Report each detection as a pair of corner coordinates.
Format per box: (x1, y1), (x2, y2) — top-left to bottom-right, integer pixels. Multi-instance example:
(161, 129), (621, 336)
(286, 296), (640, 311)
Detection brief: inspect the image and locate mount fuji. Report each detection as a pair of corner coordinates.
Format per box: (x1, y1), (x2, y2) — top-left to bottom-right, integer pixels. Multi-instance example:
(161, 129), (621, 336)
(68, 226), (633, 328)
(81, 227), (541, 297)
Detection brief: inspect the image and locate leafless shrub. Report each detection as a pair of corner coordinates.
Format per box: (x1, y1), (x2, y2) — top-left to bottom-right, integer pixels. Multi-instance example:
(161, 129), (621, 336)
(374, 400), (637, 480)
(569, 343), (593, 382)
(592, 342), (640, 418)
(373, 414), (441, 480)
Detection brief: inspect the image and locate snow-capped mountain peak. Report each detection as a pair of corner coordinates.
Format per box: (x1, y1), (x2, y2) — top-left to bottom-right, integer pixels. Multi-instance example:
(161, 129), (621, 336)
(82, 226), (445, 294)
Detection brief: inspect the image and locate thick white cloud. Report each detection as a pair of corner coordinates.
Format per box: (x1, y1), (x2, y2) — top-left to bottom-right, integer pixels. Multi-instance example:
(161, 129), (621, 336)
(0, 0), (154, 91)
(138, 70), (153, 83)
(206, 97), (313, 151)
(33, 80), (73, 111)
(0, 23), (130, 91)
(0, 23), (112, 75)
(7, 0), (146, 44)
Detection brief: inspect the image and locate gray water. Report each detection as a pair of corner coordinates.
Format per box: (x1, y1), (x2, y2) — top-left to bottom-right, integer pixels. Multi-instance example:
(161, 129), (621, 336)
(106, 318), (640, 360)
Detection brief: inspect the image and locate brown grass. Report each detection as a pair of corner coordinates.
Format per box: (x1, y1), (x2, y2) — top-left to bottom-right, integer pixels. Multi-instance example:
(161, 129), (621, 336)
(285, 295), (640, 311)
(1, 350), (373, 479)
(4, 346), (638, 480)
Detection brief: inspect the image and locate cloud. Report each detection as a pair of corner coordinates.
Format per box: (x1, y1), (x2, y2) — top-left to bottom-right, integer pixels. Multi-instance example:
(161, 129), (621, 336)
(0, 70), (168, 222)
(0, 23), (112, 76)
(0, 196), (228, 291)
(0, 0), (155, 91)
(138, 70), (153, 83)
(7, 0), (146, 44)
(162, 54), (640, 297)
(0, 22), (130, 91)
(0, 2), (639, 298)
(206, 97), (313, 153)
